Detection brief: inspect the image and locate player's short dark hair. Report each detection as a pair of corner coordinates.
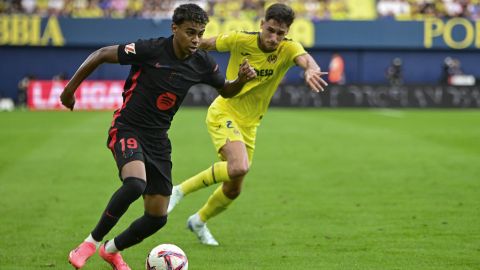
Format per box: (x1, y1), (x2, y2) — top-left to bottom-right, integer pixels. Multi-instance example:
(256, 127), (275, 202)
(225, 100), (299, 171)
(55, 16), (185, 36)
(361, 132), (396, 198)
(172, 4), (209, 25)
(265, 3), (295, 27)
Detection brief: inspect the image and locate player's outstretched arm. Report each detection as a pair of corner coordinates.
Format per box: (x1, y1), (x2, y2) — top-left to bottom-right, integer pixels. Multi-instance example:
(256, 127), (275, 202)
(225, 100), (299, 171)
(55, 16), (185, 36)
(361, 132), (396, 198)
(295, 54), (328, 92)
(199, 37), (217, 51)
(218, 59), (257, 98)
(60, 45), (119, 110)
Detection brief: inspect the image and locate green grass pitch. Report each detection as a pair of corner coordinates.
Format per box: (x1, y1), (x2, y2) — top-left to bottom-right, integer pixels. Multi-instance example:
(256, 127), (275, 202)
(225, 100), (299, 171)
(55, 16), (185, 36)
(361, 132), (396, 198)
(0, 108), (479, 270)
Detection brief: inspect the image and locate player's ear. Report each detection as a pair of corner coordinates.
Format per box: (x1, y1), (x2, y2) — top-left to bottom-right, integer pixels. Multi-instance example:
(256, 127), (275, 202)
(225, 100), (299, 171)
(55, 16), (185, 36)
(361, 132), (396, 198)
(171, 23), (177, 34)
(260, 19), (265, 28)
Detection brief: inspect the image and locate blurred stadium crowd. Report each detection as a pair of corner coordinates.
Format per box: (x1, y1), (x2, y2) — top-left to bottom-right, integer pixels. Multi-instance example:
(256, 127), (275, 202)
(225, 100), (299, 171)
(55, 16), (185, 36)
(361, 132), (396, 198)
(0, 0), (479, 20)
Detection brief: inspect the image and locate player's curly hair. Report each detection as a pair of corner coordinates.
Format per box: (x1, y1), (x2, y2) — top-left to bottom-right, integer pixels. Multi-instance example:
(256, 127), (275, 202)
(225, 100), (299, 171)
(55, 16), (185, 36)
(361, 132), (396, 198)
(172, 4), (209, 25)
(265, 3), (295, 27)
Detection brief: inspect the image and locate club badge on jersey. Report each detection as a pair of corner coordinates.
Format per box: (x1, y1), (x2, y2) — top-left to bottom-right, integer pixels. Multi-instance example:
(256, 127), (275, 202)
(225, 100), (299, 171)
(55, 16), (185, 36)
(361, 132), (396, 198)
(125, 43), (136, 55)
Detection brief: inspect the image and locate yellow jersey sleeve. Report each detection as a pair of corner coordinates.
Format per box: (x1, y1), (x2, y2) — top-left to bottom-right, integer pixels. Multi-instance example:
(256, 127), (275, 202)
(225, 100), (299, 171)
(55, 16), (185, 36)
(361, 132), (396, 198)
(216, 31), (239, 53)
(283, 39), (307, 68)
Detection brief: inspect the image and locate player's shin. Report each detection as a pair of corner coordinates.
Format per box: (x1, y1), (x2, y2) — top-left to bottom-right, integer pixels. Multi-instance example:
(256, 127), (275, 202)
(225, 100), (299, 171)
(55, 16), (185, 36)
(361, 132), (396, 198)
(180, 161), (230, 195)
(198, 185), (233, 222)
(91, 177), (146, 241)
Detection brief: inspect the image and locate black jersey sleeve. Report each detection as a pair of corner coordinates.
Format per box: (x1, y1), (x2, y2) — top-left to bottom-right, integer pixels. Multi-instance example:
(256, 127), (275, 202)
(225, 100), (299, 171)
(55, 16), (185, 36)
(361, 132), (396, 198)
(202, 53), (225, 90)
(117, 38), (157, 66)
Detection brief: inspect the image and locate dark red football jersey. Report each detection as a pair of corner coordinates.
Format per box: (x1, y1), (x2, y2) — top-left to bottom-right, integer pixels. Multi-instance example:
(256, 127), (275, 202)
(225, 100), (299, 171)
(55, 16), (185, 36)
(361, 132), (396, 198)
(115, 35), (224, 131)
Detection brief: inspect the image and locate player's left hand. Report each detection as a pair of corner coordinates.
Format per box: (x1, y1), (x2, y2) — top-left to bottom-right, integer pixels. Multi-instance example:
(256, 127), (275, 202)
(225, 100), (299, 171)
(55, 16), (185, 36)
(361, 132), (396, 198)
(305, 68), (328, 92)
(238, 59), (257, 83)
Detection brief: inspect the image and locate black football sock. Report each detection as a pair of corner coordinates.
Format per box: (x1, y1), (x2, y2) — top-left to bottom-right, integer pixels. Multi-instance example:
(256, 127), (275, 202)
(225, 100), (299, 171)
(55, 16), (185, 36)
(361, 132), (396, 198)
(91, 177), (146, 241)
(114, 213), (168, 250)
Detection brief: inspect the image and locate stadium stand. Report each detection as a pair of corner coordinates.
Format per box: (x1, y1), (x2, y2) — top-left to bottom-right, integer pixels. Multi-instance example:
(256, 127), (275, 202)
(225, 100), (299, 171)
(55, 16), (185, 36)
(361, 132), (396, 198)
(1, 0), (479, 20)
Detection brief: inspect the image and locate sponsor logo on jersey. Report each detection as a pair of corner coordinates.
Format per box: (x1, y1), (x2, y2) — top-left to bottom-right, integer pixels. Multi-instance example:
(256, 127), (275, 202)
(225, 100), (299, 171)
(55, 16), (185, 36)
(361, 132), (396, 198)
(124, 43), (136, 55)
(156, 92), (177, 111)
(254, 68), (274, 77)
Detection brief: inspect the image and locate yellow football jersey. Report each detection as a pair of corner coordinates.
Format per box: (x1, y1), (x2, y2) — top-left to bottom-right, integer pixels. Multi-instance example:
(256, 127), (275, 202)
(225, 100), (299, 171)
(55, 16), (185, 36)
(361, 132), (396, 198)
(211, 31), (307, 126)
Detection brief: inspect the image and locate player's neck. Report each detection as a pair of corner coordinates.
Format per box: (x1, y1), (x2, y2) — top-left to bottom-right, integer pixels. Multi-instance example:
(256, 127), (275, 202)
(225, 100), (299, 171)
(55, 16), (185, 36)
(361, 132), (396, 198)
(173, 45), (188, 60)
(172, 38), (190, 60)
(257, 34), (276, 53)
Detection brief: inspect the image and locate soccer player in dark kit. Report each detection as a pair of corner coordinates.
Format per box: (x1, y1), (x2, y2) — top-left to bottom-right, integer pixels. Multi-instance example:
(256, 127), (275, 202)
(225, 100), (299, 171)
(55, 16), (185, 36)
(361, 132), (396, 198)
(61, 4), (256, 270)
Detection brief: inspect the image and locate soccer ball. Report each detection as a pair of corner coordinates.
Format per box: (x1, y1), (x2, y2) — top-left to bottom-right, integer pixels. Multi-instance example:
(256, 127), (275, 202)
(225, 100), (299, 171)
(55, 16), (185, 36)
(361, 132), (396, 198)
(146, 244), (188, 270)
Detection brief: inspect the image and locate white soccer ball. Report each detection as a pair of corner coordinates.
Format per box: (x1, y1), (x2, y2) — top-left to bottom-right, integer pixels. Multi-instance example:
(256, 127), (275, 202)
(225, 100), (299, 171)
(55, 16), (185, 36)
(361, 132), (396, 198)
(146, 244), (188, 270)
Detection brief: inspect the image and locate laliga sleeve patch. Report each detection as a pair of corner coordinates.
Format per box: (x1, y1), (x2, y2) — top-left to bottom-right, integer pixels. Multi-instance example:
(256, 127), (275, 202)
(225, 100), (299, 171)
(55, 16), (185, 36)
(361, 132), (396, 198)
(156, 92), (177, 110)
(125, 43), (136, 54)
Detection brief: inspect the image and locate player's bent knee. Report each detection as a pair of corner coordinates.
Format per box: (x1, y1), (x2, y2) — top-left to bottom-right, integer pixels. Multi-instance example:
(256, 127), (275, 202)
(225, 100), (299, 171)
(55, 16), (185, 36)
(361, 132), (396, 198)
(122, 177), (147, 200)
(150, 214), (168, 229)
(228, 164), (249, 179)
(143, 213), (168, 233)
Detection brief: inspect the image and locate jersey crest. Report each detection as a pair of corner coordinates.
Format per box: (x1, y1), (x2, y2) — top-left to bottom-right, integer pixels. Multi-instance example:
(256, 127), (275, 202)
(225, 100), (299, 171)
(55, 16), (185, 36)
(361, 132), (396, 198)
(267, 54), (278, 63)
(124, 43), (136, 55)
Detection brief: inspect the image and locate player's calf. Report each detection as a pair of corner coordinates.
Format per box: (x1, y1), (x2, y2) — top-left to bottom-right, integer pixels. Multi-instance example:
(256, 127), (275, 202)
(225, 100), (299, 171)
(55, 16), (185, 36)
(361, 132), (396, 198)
(113, 213), (167, 250)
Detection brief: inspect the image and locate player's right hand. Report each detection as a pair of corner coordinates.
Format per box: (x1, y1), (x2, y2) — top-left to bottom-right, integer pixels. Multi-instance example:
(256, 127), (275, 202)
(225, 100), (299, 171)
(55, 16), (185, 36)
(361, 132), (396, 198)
(60, 89), (76, 110)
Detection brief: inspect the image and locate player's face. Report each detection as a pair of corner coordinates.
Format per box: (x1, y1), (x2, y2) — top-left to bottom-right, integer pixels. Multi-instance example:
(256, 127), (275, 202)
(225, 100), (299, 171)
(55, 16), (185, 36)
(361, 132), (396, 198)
(259, 19), (289, 52)
(172, 21), (206, 59)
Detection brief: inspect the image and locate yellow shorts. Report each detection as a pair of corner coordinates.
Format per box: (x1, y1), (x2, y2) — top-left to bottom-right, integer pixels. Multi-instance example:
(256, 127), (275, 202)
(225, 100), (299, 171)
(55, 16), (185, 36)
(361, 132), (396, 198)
(206, 105), (257, 163)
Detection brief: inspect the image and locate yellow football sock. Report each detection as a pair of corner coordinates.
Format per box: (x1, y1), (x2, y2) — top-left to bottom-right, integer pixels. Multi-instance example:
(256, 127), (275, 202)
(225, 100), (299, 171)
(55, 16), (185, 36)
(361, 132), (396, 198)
(180, 162), (230, 195)
(198, 186), (233, 222)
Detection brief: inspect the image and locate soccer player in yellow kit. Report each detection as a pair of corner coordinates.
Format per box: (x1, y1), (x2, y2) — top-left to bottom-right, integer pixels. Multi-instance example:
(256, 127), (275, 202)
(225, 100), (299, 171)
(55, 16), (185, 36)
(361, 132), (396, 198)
(167, 3), (328, 245)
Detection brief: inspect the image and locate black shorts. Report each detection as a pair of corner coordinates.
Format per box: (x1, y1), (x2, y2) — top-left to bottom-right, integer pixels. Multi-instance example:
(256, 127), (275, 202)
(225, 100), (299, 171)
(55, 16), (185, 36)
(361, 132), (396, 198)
(107, 123), (172, 196)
